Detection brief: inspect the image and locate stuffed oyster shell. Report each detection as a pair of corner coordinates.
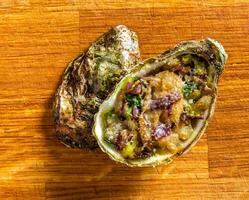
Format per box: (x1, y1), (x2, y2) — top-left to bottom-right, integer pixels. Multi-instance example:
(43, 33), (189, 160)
(53, 25), (140, 149)
(94, 38), (227, 166)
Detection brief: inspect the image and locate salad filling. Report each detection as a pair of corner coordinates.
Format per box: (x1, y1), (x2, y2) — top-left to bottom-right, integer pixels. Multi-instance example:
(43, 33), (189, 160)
(104, 54), (214, 159)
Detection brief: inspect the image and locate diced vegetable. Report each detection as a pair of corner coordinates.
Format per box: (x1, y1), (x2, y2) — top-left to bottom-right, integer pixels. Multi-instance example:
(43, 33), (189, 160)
(123, 103), (132, 119)
(194, 60), (207, 76)
(152, 124), (172, 140)
(195, 95), (212, 110)
(132, 106), (140, 119)
(126, 82), (133, 92)
(129, 84), (142, 94)
(184, 103), (202, 118)
(188, 89), (201, 100)
(120, 139), (137, 158)
(182, 55), (192, 65)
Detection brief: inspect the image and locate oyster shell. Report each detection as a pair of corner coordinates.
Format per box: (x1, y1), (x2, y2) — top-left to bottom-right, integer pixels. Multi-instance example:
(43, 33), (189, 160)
(53, 25), (140, 149)
(94, 38), (227, 166)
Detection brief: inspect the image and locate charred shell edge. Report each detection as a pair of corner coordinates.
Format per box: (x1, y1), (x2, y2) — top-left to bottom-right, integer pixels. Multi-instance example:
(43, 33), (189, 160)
(93, 38), (227, 167)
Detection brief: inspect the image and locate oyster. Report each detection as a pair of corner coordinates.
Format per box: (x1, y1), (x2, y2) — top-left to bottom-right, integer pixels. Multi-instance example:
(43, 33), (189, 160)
(94, 38), (227, 166)
(53, 25), (140, 149)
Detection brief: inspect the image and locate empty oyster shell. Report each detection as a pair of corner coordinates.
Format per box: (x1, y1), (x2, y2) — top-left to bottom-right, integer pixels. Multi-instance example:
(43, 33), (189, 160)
(94, 38), (227, 166)
(53, 25), (140, 149)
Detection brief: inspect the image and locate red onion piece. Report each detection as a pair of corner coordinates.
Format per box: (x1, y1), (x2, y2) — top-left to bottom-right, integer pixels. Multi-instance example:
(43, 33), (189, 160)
(126, 82), (133, 92)
(150, 91), (181, 110)
(152, 124), (172, 140)
(132, 106), (140, 119)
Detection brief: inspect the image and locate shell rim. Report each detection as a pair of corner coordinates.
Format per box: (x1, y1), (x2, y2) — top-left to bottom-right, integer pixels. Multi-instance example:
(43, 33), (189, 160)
(93, 38), (227, 167)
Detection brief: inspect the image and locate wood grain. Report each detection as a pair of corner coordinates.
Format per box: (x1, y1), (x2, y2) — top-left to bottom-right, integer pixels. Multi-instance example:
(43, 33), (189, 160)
(0, 0), (249, 199)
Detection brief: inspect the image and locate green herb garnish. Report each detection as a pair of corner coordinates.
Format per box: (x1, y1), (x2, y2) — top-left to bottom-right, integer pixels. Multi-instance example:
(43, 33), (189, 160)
(183, 82), (198, 98)
(126, 94), (142, 108)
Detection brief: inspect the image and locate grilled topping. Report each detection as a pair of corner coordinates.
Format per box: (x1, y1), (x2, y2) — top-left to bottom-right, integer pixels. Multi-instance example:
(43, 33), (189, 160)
(104, 53), (214, 159)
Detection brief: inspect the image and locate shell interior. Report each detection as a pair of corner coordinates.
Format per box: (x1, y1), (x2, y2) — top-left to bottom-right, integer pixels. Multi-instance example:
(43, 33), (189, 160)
(94, 38), (227, 167)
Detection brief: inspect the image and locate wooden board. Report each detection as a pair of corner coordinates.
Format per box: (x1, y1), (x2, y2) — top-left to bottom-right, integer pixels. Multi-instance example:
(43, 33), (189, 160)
(0, 1), (249, 199)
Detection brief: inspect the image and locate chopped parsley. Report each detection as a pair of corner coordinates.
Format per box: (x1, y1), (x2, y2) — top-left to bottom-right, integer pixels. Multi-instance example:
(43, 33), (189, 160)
(126, 94), (142, 108)
(183, 82), (198, 98)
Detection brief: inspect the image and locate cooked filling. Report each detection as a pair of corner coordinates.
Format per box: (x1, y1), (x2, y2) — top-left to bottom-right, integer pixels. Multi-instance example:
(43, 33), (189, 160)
(104, 54), (214, 159)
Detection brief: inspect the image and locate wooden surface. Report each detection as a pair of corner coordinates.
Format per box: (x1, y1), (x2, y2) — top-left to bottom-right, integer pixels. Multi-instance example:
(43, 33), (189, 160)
(0, 1), (249, 199)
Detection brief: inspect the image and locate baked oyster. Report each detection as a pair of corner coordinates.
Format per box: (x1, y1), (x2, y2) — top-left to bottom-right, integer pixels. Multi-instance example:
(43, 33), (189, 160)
(53, 25), (140, 149)
(94, 38), (227, 166)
